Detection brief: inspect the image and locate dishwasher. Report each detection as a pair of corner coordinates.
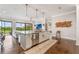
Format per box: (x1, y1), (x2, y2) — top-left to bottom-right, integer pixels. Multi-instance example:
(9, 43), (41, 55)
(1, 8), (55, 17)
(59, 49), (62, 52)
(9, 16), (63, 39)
(31, 33), (39, 46)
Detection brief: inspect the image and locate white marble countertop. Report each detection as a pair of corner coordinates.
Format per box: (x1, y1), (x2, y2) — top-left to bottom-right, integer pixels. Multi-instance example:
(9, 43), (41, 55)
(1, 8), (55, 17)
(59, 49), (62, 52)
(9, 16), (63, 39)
(24, 39), (57, 54)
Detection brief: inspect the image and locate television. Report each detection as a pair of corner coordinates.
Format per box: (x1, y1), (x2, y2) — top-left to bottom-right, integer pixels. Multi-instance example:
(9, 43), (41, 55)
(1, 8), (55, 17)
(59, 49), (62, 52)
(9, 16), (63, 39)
(36, 24), (42, 30)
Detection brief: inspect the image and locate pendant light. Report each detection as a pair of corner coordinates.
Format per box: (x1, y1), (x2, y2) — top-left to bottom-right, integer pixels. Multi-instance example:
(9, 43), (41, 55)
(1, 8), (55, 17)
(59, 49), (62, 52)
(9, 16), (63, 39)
(42, 12), (45, 26)
(42, 12), (45, 18)
(36, 9), (38, 18)
(25, 4), (28, 34)
(25, 4), (28, 17)
(42, 12), (47, 31)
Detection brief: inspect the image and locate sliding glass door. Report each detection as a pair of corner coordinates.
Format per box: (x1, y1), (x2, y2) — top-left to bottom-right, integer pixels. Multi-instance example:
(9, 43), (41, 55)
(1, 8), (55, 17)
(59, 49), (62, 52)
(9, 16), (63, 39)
(1, 21), (5, 34)
(4, 22), (12, 35)
(16, 22), (32, 34)
(25, 23), (32, 34)
(16, 23), (25, 34)
(0, 20), (12, 35)
(0, 21), (1, 33)
(25, 23), (32, 30)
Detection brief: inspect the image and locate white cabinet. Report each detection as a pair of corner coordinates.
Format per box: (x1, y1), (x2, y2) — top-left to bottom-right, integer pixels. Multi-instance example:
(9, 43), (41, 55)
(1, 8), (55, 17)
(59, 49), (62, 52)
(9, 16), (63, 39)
(18, 34), (32, 50)
(17, 31), (52, 50)
(39, 32), (50, 43)
(25, 34), (32, 49)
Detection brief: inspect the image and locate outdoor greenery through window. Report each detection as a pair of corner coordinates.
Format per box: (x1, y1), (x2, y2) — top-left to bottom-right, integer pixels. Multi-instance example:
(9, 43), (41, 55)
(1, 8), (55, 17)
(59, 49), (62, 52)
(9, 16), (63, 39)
(25, 24), (32, 30)
(0, 20), (33, 35)
(16, 22), (32, 34)
(16, 23), (25, 31)
(0, 20), (12, 35)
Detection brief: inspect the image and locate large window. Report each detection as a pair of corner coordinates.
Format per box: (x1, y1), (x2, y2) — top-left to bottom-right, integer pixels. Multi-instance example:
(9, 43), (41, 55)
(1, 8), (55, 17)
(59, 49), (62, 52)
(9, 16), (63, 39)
(25, 23), (32, 30)
(4, 21), (12, 34)
(0, 21), (12, 35)
(16, 22), (32, 34)
(16, 23), (25, 33)
(0, 21), (1, 33)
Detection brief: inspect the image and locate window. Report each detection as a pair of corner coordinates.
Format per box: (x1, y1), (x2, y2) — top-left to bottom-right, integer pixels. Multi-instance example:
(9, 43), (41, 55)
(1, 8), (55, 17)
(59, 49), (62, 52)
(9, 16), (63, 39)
(16, 23), (25, 34)
(16, 22), (32, 34)
(0, 21), (1, 33)
(4, 21), (12, 34)
(25, 23), (32, 30)
(0, 20), (12, 35)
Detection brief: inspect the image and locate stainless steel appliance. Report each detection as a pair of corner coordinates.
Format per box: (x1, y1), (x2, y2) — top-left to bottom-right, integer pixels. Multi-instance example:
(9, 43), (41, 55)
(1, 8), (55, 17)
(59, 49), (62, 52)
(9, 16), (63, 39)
(31, 33), (39, 46)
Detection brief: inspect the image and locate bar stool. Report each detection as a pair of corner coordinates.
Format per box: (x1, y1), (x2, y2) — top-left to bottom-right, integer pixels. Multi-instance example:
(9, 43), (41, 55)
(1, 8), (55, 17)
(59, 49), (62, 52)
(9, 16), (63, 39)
(56, 31), (61, 44)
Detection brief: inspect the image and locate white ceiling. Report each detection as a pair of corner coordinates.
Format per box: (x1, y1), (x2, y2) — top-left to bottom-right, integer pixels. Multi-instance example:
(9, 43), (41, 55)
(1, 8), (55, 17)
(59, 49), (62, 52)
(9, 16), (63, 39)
(0, 4), (76, 19)
(29, 4), (76, 17)
(0, 4), (26, 17)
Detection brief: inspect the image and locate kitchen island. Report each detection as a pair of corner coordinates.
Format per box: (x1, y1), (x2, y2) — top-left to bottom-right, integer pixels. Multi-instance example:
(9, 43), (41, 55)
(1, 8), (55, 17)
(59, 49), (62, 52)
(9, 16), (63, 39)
(16, 31), (52, 50)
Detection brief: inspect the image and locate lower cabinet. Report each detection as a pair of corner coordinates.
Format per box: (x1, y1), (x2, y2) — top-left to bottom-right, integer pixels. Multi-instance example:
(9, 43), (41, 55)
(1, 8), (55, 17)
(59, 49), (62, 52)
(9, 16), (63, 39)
(18, 31), (52, 50)
(19, 34), (32, 50)
(39, 32), (50, 43)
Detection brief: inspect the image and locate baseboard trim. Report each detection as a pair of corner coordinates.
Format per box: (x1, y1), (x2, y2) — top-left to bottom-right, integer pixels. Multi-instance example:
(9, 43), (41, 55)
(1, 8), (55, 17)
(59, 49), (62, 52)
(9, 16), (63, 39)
(52, 36), (76, 42)
(76, 43), (79, 46)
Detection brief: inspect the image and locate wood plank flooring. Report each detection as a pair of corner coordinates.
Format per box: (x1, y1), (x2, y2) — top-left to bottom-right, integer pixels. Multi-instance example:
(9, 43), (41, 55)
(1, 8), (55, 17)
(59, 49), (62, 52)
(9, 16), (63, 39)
(0, 35), (24, 54)
(45, 39), (78, 54)
(0, 35), (79, 54)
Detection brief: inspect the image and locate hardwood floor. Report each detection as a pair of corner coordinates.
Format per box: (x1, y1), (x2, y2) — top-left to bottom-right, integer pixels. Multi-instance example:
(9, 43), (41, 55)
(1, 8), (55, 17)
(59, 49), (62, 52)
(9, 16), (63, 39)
(0, 35), (79, 54)
(75, 45), (79, 54)
(45, 39), (78, 54)
(0, 35), (24, 54)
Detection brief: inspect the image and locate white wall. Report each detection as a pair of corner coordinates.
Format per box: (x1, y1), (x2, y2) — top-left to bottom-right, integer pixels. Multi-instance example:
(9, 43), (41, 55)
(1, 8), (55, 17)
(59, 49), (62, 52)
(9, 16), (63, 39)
(51, 12), (76, 40)
(76, 5), (79, 45)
